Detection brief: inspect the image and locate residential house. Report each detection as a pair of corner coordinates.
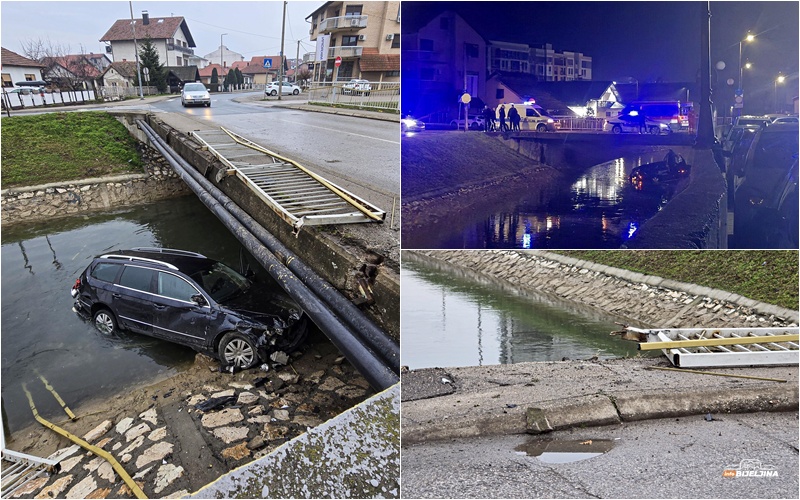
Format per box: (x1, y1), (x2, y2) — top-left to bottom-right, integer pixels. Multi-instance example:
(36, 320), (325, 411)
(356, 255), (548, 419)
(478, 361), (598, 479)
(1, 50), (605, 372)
(487, 41), (592, 82)
(487, 74), (620, 118)
(401, 10), (486, 118)
(41, 54), (105, 90)
(100, 12), (197, 67)
(238, 56), (288, 86)
(1, 47), (45, 88)
(202, 45), (245, 69)
(164, 66), (201, 92)
(306, 1), (401, 83)
(100, 61), (139, 88)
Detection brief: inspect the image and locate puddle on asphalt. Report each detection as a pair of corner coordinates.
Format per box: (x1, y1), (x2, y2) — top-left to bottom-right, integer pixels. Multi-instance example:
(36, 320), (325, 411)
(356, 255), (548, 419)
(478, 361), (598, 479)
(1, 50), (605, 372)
(515, 438), (615, 464)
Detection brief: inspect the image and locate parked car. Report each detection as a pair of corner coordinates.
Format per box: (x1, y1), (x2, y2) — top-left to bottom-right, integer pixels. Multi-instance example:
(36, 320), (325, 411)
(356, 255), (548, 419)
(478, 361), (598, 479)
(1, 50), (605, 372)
(606, 117), (672, 135)
(342, 79), (371, 95)
(498, 102), (558, 132)
(769, 115), (799, 125)
(265, 81), (301, 96)
(733, 159), (798, 248)
(733, 115), (770, 127)
(6, 87), (38, 95)
(181, 82), (211, 107)
(629, 150), (691, 190)
(71, 248), (308, 368)
(732, 123), (799, 248)
(606, 101), (685, 133)
(402, 115), (426, 133)
(450, 115), (484, 130)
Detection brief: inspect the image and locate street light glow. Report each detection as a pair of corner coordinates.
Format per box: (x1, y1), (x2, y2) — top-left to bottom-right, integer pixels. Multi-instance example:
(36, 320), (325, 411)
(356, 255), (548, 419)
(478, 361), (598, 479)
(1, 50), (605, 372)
(744, 32), (755, 43)
(776, 75), (785, 83)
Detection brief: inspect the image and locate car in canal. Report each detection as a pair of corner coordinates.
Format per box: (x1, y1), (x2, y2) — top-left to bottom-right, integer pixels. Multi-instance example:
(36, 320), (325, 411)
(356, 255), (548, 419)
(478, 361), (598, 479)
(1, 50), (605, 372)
(181, 82), (211, 107)
(629, 150), (690, 190)
(264, 81), (301, 96)
(71, 248), (308, 368)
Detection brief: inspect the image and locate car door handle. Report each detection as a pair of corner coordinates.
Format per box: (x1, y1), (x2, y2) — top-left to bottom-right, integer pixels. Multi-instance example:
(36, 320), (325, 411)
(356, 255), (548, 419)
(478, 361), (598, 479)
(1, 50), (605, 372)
(112, 293), (122, 299)
(153, 304), (166, 310)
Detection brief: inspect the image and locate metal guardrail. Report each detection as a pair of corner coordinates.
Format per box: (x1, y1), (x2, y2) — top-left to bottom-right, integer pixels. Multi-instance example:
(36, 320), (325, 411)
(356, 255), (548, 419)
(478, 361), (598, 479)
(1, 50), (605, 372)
(307, 81), (399, 112)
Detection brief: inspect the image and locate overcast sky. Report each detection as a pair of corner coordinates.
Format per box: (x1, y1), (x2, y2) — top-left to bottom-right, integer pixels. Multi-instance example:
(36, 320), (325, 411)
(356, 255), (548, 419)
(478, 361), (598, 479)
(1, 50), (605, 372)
(1, 1), (318, 61)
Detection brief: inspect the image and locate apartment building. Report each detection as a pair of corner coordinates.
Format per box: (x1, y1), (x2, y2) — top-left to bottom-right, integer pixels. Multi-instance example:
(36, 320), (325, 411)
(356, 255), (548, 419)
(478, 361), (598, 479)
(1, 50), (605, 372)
(306, 1), (401, 83)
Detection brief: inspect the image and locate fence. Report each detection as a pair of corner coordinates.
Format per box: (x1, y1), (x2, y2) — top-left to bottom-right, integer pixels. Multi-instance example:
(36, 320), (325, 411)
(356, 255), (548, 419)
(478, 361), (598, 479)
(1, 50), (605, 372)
(307, 81), (399, 112)
(1, 89), (99, 110)
(554, 116), (606, 131)
(99, 86), (159, 101)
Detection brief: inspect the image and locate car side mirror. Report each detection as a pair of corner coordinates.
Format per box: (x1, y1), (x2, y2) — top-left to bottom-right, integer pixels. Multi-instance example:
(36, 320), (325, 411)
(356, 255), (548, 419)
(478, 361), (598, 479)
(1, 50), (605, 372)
(191, 294), (208, 307)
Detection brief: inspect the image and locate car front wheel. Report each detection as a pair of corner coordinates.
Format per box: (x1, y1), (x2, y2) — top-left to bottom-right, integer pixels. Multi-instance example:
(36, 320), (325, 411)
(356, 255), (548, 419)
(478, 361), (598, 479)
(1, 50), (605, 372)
(537, 124), (547, 132)
(219, 332), (259, 369)
(93, 308), (118, 335)
(612, 125), (622, 134)
(292, 89), (299, 95)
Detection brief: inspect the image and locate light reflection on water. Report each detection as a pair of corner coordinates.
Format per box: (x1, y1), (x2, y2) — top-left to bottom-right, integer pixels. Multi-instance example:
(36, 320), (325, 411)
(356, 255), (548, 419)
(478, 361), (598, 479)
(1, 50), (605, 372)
(401, 255), (647, 370)
(408, 154), (677, 249)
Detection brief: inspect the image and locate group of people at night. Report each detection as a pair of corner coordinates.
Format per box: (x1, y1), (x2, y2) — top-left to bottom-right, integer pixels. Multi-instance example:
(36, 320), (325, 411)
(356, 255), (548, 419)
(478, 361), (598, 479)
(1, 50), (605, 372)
(481, 103), (521, 132)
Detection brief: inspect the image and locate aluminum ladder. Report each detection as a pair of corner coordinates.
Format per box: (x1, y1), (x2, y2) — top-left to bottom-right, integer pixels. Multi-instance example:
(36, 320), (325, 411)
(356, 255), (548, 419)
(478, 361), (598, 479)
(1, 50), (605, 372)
(191, 128), (386, 232)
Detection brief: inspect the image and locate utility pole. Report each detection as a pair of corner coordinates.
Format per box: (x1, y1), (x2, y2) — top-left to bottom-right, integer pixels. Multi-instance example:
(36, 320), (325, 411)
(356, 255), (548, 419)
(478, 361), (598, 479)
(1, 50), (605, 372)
(129, 1), (144, 99)
(278, 1), (287, 100)
(296, 40), (301, 85)
(695, 1), (715, 148)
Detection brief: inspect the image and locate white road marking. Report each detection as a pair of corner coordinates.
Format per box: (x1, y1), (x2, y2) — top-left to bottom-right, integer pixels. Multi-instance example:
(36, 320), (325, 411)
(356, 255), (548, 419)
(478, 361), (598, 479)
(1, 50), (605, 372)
(279, 119), (400, 144)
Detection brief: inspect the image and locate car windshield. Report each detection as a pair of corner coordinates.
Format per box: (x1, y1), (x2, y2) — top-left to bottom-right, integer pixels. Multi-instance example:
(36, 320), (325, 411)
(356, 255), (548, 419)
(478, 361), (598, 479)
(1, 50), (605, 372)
(184, 83), (206, 92)
(752, 131), (799, 171)
(191, 262), (250, 302)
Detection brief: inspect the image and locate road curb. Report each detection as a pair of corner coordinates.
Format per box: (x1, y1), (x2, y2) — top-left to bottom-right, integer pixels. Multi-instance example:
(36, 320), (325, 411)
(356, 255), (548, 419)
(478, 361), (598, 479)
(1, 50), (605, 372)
(401, 384), (799, 445)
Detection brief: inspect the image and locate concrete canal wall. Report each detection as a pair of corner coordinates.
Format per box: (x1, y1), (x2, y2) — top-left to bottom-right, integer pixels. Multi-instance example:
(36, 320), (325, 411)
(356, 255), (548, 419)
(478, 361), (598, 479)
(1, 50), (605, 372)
(0, 146), (189, 226)
(408, 250), (798, 328)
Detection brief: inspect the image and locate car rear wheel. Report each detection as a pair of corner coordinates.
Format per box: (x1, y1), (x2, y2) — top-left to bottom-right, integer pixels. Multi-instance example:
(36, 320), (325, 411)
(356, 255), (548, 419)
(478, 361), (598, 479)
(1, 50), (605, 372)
(93, 309), (118, 335)
(470, 122), (481, 130)
(612, 125), (622, 134)
(649, 126), (660, 135)
(269, 90), (277, 96)
(219, 332), (259, 369)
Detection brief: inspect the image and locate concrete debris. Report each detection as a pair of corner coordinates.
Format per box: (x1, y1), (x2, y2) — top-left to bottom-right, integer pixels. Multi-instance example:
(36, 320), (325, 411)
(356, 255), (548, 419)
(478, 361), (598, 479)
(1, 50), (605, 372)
(148, 426), (167, 441)
(212, 426), (250, 444)
(85, 487), (111, 499)
(201, 408), (244, 428)
(154, 464), (185, 494)
(221, 442), (251, 461)
(135, 442), (174, 469)
(272, 409), (290, 421)
(65, 475), (96, 499)
(115, 417), (134, 435)
(270, 351), (290, 365)
(119, 435), (145, 456)
(59, 455), (83, 473)
(125, 422), (152, 442)
(9, 477), (47, 498)
(139, 408), (158, 425)
(34, 475), (73, 499)
(236, 391), (259, 405)
(82, 420), (112, 443)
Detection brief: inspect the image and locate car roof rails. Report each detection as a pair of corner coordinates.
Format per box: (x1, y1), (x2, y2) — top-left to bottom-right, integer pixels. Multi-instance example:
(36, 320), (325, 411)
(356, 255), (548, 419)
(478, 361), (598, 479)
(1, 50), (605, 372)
(129, 247), (207, 259)
(99, 254), (179, 270)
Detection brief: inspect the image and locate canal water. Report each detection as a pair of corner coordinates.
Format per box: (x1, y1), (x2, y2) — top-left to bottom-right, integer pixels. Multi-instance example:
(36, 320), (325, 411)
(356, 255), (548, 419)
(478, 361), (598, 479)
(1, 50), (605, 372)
(410, 153), (682, 249)
(401, 255), (647, 369)
(0, 195), (280, 433)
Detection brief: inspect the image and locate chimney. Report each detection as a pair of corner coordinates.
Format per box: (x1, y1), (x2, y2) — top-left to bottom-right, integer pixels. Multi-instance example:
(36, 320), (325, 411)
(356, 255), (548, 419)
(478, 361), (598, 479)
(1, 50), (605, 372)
(142, 11), (149, 25)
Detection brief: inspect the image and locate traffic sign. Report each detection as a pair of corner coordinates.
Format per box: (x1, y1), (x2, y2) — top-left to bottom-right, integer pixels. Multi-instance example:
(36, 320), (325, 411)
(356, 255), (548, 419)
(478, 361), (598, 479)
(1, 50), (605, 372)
(263, 58), (272, 68)
(334, 56), (342, 67)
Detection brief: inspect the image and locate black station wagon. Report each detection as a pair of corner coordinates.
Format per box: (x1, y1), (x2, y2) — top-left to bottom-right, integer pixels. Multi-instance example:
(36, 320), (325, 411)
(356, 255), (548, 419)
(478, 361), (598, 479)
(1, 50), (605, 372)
(71, 248), (308, 368)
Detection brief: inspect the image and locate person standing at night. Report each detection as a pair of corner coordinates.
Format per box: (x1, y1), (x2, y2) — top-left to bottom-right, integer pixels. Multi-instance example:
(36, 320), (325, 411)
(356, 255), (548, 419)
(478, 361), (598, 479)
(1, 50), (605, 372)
(498, 104), (507, 132)
(508, 104), (520, 131)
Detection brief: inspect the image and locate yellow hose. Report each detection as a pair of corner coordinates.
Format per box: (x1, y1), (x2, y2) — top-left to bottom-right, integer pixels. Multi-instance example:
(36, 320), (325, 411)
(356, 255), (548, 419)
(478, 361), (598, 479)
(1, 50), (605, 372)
(35, 372), (77, 420)
(22, 384), (147, 499)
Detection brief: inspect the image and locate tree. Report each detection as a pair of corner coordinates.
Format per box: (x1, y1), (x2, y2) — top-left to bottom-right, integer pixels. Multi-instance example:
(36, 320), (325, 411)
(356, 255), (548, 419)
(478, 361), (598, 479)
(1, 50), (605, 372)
(138, 37), (167, 93)
(234, 68), (243, 88)
(210, 67), (219, 92)
(226, 69), (236, 91)
(296, 68), (312, 88)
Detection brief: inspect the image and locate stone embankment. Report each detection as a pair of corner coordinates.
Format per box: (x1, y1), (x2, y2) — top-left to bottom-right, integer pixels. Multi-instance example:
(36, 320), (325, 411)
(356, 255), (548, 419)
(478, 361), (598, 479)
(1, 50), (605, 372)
(8, 350), (375, 499)
(1, 146), (190, 226)
(408, 250), (798, 328)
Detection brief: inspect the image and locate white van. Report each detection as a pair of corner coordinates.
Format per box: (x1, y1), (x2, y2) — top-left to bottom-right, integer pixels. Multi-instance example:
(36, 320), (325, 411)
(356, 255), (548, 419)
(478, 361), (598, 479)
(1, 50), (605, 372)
(496, 102), (557, 132)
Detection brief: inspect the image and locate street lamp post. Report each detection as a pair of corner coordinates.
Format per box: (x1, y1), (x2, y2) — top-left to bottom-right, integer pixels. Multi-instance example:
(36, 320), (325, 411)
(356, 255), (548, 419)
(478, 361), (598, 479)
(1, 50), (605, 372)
(220, 33), (227, 91)
(774, 73), (785, 113)
(736, 31), (754, 116)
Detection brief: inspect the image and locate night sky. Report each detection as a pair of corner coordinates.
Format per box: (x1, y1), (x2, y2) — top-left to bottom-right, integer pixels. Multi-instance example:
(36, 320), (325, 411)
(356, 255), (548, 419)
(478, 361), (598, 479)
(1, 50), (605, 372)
(403, 1), (798, 109)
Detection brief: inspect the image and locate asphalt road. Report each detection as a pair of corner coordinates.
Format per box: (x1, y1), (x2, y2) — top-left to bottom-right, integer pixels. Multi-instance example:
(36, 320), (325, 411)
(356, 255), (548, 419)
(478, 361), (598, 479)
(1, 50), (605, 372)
(401, 411), (799, 499)
(150, 91), (400, 206)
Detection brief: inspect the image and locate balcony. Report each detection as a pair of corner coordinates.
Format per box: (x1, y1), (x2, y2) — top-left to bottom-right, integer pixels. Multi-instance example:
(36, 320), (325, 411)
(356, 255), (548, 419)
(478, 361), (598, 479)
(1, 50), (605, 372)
(319, 15), (368, 32)
(328, 46), (363, 59)
(303, 52), (316, 64)
(166, 44), (194, 55)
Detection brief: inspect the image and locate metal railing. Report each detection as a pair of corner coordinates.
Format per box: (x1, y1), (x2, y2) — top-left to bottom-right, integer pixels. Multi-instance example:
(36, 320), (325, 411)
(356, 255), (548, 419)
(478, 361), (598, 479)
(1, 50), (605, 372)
(319, 15), (368, 31)
(307, 81), (399, 112)
(554, 116), (606, 131)
(328, 46), (364, 59)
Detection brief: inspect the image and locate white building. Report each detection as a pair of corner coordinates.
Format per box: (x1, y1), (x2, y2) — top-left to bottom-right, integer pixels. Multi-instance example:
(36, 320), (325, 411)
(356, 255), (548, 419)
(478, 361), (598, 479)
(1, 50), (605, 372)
(1, 47), (45, 88)
(100, 12), (197, 67)
(202, 46), (244, 70)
